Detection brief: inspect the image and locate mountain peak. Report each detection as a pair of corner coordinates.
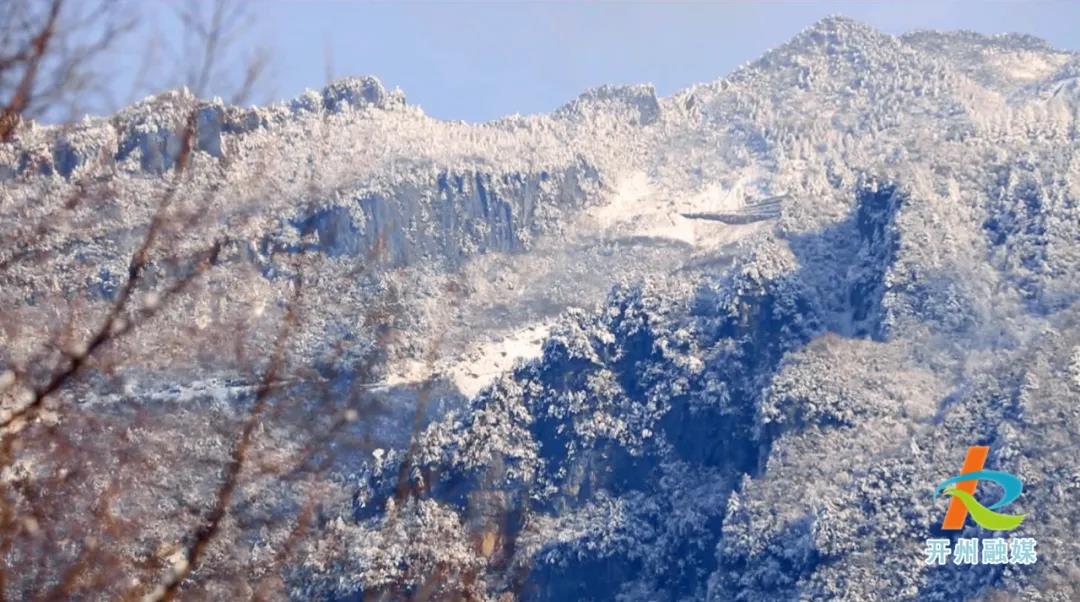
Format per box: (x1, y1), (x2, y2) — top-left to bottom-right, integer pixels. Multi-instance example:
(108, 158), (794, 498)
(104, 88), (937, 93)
(319, 76), (406, 112)
(801, 15), (882, 42)
(287, 76), (407, 115)
(759, 15), (897, 66)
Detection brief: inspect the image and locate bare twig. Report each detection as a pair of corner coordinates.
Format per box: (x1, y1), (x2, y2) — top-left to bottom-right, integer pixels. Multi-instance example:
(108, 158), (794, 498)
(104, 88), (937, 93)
(141, 268), (303, 602)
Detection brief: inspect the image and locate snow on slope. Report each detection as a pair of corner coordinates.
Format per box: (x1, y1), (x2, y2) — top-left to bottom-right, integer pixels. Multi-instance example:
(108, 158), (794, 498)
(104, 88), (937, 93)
(297, 18), (1080, 601)
(4, 15), (1080, 601)
(392, 166), (782, 397)
(444, 321), (553, 397)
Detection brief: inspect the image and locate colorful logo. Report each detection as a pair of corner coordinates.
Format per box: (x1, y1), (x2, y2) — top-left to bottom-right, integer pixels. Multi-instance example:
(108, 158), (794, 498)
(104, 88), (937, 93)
(936, 446), (1026, 531)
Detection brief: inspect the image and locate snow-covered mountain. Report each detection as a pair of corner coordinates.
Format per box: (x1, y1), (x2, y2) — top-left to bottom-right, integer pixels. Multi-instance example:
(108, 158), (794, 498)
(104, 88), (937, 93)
(2, 16), (1080, 601)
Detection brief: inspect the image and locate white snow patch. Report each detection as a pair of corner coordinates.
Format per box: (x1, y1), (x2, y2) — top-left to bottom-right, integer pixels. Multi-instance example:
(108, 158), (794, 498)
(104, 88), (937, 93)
(986, 51), (1070, 83)
(588, 172), (696, 244)
(590, 172), (653, 228)
(587, 171), (765, 249)
(446, 321), (552, 397)
(380, 321), (553, 397)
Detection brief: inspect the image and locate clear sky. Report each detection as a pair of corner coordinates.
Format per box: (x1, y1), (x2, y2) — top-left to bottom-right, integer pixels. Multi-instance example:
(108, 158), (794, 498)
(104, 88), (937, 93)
(119, 1), (1080, 123)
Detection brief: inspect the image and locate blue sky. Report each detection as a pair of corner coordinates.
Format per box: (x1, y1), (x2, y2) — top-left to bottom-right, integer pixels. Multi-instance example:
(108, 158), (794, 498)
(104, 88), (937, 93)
(122, 1), (1080, 122)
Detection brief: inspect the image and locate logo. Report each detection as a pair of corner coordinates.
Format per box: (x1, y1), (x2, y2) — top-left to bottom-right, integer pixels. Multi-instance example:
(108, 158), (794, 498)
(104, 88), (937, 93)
(935, 445), (1027, 531)
(924, 446), (1036, 567)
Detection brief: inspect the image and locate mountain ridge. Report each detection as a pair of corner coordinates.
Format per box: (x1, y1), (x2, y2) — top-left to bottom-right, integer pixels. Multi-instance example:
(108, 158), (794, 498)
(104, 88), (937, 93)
(2, 16), (1079, 601)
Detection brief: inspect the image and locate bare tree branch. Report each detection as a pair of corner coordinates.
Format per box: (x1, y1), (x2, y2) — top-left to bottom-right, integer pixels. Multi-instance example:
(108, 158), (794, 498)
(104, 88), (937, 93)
(142, 269), (304, 602)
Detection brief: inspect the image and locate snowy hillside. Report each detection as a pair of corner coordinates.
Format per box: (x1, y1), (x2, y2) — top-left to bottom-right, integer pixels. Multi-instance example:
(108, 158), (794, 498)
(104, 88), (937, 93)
(2, 15), (1080, 601)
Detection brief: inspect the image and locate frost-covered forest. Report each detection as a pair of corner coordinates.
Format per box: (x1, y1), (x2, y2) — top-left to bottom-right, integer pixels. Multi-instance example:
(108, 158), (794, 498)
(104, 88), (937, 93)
(2, 13), (1080, 601)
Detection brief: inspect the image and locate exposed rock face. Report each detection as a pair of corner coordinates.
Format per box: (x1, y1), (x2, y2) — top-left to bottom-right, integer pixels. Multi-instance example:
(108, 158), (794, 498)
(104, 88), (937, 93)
(279, 164), (599, 267)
